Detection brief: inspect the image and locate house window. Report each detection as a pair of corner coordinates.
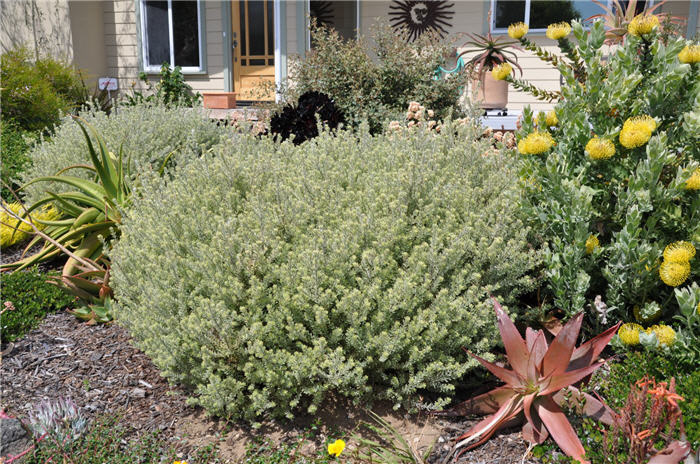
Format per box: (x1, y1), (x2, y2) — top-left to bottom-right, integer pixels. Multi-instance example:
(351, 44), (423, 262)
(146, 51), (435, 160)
(140, 0), (204, 72)
(490, 0), (654, 32)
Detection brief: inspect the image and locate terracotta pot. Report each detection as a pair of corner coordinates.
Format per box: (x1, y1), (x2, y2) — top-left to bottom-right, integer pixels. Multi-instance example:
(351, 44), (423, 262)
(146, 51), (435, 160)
(474, 72), (508, 110)
(202, 92), (237, 109)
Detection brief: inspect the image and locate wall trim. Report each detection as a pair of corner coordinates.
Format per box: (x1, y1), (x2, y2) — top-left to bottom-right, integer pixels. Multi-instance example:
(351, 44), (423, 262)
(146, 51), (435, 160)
(222, 0), (232, 92)
(274, 0), (287, 100)
(296, 0), (306, 58)
(688, 0), (699, 38)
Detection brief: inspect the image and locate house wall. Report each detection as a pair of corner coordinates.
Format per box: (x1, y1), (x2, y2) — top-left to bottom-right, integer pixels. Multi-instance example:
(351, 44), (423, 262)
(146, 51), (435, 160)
(0, 0), (74, 60)
(102, 0), (225, 95)
(358, 0), (695, 111)
(69, 1), (107, 85)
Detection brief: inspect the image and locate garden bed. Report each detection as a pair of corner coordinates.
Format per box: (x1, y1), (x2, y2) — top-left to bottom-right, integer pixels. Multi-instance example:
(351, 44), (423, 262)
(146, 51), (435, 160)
(1, 311), (543, 463)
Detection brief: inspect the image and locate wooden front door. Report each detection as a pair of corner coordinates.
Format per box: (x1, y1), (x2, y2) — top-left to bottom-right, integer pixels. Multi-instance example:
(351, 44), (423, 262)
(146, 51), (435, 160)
(231, 0), (275, 101)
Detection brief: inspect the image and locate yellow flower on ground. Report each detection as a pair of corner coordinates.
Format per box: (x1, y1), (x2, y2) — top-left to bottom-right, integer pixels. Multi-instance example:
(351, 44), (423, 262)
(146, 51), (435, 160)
(619, 115), (657, 149)
(646, 324), (676, 346)
(508, 22), (529, 39)
(545, 110), (558, 127)
(1, 202), (60, 248)
(585, 137), (616, 160)
(678, 44), (700, 64)
(628, 14), (660, 37)
(546, 22), (571, 40)
(619, 323), (643, 345)
(518, 131), (556, 155)
(685, 168), (700, 190)
(492, 63), (512, 81)
(328, 439), (346, 457)
(659, 260), (691, 287)
(663, 241), (696, 263)
(173, 461), (188, 464)
(585, 235), (600, 254)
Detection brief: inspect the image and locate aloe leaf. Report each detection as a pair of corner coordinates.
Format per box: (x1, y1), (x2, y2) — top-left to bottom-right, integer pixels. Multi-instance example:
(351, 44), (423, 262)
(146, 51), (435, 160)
(22, 175), (107, 202)
(73, 117), (119, 196)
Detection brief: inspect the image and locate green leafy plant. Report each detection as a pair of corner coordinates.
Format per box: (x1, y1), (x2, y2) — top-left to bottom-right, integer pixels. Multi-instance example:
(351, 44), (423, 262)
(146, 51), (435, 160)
(0, 47), (86, 132)
(514, 19), (699, 328)
(110, 122), (540, 421)
(124, 64), (201, 107)
(440, 299), (620, 464)
(0, 267), (75, 342)
(1, 120), (35, 202)
(279, 22), (469, 134)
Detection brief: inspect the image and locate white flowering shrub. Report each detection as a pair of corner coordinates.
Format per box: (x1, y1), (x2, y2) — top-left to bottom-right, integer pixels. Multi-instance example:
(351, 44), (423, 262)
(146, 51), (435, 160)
(111, 123), (540, 421)
(19, 103), (225, 202)
(515, 21), (699, 332)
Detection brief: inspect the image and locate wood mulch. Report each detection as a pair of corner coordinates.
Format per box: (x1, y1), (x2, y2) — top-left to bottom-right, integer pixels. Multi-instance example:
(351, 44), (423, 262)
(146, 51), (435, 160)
(0, 311), (544, 463)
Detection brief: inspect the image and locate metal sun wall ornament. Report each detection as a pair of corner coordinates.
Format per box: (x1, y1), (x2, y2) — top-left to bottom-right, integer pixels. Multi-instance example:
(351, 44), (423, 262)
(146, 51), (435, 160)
(389, 0), (455, 42)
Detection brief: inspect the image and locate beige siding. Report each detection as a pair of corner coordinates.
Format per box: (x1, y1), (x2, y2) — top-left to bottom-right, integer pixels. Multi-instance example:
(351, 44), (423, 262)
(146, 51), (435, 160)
(103, 0), (225, 95)
(287, 1), (299, 56)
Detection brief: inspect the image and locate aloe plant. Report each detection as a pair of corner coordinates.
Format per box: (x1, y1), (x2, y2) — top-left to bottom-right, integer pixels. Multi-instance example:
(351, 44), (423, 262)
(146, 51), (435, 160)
(1, 116), (129, 273)
(440, 299), (621, 464)
(1, 117), (130, 322)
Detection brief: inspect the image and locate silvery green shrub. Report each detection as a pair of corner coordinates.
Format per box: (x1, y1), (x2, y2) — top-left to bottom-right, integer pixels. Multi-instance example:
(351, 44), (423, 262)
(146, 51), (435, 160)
(111, 123), (540, 421)
(516, 21), (699, 329)
(19, 103), (225, 203)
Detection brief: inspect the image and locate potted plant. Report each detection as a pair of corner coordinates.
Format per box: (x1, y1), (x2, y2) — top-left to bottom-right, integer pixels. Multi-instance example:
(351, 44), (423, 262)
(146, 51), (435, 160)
(459, 23), (522, 110)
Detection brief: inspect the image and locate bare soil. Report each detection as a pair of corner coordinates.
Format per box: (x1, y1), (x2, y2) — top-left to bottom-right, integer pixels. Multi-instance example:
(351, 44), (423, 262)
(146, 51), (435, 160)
(0, 311), (544, 463)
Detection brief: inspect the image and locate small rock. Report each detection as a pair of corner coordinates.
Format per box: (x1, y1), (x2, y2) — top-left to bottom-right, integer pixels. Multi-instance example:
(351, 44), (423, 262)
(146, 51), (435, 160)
(89, 352), (103, 362)
(438, 436), (445, 443)
(1, 418), (32, 459)
(130, 388), (146, 398)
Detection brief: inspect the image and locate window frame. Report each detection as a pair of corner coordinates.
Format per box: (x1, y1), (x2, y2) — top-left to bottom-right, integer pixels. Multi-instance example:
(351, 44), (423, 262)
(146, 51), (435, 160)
(489, 0), (656, 34)
(139, 0), (207, 74)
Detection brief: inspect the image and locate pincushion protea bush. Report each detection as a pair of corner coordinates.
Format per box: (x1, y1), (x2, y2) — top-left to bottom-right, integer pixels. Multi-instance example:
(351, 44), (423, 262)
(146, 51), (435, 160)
(110, 123), (540, 421)
(440, 299), (620, 463)
(510, 19), (699, 341)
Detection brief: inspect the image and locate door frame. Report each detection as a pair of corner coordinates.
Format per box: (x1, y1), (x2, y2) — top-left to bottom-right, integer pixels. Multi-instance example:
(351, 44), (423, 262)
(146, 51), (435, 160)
(221, 0), (284, 101)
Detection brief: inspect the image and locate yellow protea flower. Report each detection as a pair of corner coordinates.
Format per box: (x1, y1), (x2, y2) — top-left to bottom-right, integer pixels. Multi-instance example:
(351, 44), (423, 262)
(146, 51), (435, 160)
(646, 324), (676, 346)
(685, 168), (700, 190)
(328, 439), (345, 457)
(619, 322), (643, 345)
(619, 115), (657, 149)
(659, 260), (691, 287)
(492, 62), (512, 81)
(663, 241), (696, 263)
(1, 202), (60, 248)
(678, 44), (700, 64)
(518, 131), (556, 155)
(546, 22), (572, 40)
(508, 22), (529, 39)
(545, 110), (558, 127)
(586, 137), (616, 160)
(585, 235), (600, 254)
(628, 14), (660, 37)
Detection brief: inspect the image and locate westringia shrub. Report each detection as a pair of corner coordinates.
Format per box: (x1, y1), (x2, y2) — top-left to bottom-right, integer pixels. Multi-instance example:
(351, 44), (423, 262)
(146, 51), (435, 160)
(516, 21), (699, 331)
(111, 124), (540, 421)
(19, 103), (226, 203)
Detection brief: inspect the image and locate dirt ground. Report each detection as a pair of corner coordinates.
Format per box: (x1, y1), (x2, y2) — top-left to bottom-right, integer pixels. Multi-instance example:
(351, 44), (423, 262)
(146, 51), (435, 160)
(1, 311), (543, 463)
